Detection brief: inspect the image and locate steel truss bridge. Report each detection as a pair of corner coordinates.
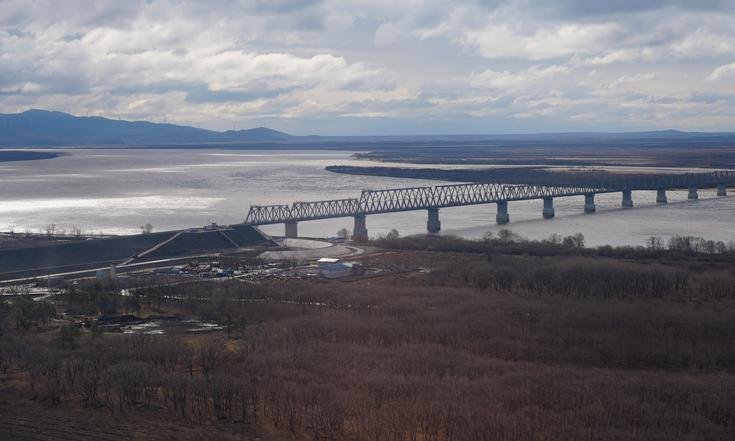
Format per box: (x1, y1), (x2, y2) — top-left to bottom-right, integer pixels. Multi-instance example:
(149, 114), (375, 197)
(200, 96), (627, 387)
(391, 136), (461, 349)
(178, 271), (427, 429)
(245, 170), (735, 240)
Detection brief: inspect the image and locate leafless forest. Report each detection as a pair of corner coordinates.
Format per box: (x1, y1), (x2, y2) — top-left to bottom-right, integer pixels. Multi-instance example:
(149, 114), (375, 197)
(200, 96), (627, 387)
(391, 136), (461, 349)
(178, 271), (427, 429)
(1, 237), (734, 440)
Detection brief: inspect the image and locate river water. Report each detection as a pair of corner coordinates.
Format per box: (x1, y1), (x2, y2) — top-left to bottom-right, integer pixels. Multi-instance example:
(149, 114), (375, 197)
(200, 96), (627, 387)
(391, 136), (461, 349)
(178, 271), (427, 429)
(1, 148), (733, 247)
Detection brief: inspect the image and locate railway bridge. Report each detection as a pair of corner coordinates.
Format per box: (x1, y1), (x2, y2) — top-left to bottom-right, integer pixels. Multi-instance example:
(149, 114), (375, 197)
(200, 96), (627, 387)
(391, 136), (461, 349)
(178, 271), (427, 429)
(245, 171), (735, 241)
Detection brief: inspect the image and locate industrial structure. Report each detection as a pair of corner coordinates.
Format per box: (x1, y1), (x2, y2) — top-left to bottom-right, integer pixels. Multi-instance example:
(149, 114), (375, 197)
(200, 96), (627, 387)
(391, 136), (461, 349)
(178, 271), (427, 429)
(245, 171), (735, 241)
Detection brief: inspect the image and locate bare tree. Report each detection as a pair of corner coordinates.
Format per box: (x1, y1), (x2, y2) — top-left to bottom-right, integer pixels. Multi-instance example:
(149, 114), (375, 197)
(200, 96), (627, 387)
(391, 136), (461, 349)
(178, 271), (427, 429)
(497, 229), (518, 243)
(199, 338), (224, 379)
(140, 223), (154, 234)
(647, 236), (663, 250)
(562, 233), (585, 248)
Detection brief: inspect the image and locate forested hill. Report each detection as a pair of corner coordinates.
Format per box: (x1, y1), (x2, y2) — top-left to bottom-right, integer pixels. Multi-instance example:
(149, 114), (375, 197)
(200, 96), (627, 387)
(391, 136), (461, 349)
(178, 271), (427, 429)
(0, 109), (298, 146)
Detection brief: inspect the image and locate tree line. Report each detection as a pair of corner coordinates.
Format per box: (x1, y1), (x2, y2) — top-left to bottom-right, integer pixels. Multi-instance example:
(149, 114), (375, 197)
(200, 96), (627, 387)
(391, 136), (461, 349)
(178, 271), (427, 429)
(374, 230), (735, 261)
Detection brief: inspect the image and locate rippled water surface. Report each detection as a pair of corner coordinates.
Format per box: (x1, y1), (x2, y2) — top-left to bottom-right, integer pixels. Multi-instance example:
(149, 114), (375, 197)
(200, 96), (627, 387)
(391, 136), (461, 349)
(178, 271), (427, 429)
(1, 148), (733, 247)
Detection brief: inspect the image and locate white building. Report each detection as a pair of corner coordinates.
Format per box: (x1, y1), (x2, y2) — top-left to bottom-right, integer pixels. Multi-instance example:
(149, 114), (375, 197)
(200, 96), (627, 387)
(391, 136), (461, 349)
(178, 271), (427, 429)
(319, 262), (356, 279)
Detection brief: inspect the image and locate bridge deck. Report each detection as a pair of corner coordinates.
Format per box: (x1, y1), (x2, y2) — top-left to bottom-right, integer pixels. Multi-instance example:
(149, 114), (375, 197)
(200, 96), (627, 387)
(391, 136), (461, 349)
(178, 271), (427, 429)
(245, 171), (735, 225)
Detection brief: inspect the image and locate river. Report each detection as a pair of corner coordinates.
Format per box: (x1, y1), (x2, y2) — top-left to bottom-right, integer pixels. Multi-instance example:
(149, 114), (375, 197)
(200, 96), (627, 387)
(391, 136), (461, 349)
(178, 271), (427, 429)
(1, 148), (733, 247)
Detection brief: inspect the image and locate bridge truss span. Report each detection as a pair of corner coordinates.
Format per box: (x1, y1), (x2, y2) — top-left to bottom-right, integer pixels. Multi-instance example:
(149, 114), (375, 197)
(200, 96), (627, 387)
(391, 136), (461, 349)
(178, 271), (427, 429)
(290, 198), (361, 221)
(358, 186), (436, 214)
(244, 170), (735, 227)
(432, 182), (607, 207)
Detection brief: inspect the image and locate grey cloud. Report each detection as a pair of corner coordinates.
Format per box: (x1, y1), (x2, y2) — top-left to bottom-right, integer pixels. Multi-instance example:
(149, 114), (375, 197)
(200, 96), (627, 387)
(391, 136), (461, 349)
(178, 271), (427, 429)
(686, 92), (734, 105)
(0, 1), (142, 29)
(238, 0), (321, 14)
(512, 0), (735, 19)
(1, 0), (735, 134)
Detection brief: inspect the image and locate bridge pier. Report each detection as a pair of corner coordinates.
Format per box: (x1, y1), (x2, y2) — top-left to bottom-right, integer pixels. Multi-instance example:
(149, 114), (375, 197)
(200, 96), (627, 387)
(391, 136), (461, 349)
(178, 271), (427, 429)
(718, 183), (727, 197)
(542, 197), (555, 219)
(688, 186), (698, 200)
(622, 190), (633, 208)
(427, 208), (441, 233)
(496, 200), (509, 224)
(584, 193), (596, 214)
(656, 188), (667, 204)
(353, 214), (368, 242)
(284, 221), (298, 238)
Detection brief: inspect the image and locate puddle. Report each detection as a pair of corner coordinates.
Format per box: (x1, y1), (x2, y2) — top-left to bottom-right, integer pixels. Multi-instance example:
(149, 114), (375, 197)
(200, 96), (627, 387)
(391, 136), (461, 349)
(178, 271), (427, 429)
(122, 321), (164, 334)
(108, 317), (224, 335)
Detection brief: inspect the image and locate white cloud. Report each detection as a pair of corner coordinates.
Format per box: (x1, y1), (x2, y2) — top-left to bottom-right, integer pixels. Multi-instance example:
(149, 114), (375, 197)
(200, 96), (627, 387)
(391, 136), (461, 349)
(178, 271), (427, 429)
(575, 48), (650, 66)
(670, 29), (735, 57)
(470, 65), (570, 89)
(706, 62), (735, 81)
(461, 23), (621, 60)
(608, 72), (658, 87)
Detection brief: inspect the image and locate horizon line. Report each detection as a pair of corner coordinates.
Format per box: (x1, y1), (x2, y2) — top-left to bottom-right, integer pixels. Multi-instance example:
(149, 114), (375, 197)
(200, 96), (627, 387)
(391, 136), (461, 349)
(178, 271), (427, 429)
(5, 108), (735, 138)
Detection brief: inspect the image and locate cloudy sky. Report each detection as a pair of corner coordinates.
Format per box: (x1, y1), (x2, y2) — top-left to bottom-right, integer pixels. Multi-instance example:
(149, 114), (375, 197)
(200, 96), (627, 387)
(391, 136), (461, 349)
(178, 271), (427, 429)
(1, 0), (735, 134)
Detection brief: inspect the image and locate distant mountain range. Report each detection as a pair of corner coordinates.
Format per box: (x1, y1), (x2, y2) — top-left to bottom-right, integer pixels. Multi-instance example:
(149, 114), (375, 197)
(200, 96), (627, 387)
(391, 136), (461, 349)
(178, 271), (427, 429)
(0, 109), (303, 146)
(0, 109), (732, 148)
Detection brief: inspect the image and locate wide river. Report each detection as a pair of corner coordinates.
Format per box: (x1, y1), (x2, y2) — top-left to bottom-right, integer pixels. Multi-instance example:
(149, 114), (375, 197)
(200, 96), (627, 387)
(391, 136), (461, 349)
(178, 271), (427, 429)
(1, 148), (733, 247)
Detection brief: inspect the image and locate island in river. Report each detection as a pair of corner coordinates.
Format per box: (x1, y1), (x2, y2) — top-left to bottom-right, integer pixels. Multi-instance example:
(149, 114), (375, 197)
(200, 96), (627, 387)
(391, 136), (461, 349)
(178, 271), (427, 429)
(0, 151), (60, 162)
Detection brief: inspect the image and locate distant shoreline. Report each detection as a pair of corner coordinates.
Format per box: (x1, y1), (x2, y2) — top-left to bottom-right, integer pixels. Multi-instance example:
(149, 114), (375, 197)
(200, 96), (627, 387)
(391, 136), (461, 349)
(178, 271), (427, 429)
(0, 150), (61, 162)
(324, 165), (719, 186)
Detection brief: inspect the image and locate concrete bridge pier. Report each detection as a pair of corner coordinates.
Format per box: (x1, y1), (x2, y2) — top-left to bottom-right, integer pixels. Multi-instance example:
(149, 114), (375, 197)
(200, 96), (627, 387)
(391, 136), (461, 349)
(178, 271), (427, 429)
(717, 183), (727, 197)
(284, 221), (298, 238)
(688, 186), (698, 200)
(584, 193), (596, 213)
(542, 197), (555, 219)
(622, 190), (633, 208)
(496, 200), (509, 224)
(353, 214), (368, 242)
(656, 188), (667, 204)
(427, 208), (441, 233)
